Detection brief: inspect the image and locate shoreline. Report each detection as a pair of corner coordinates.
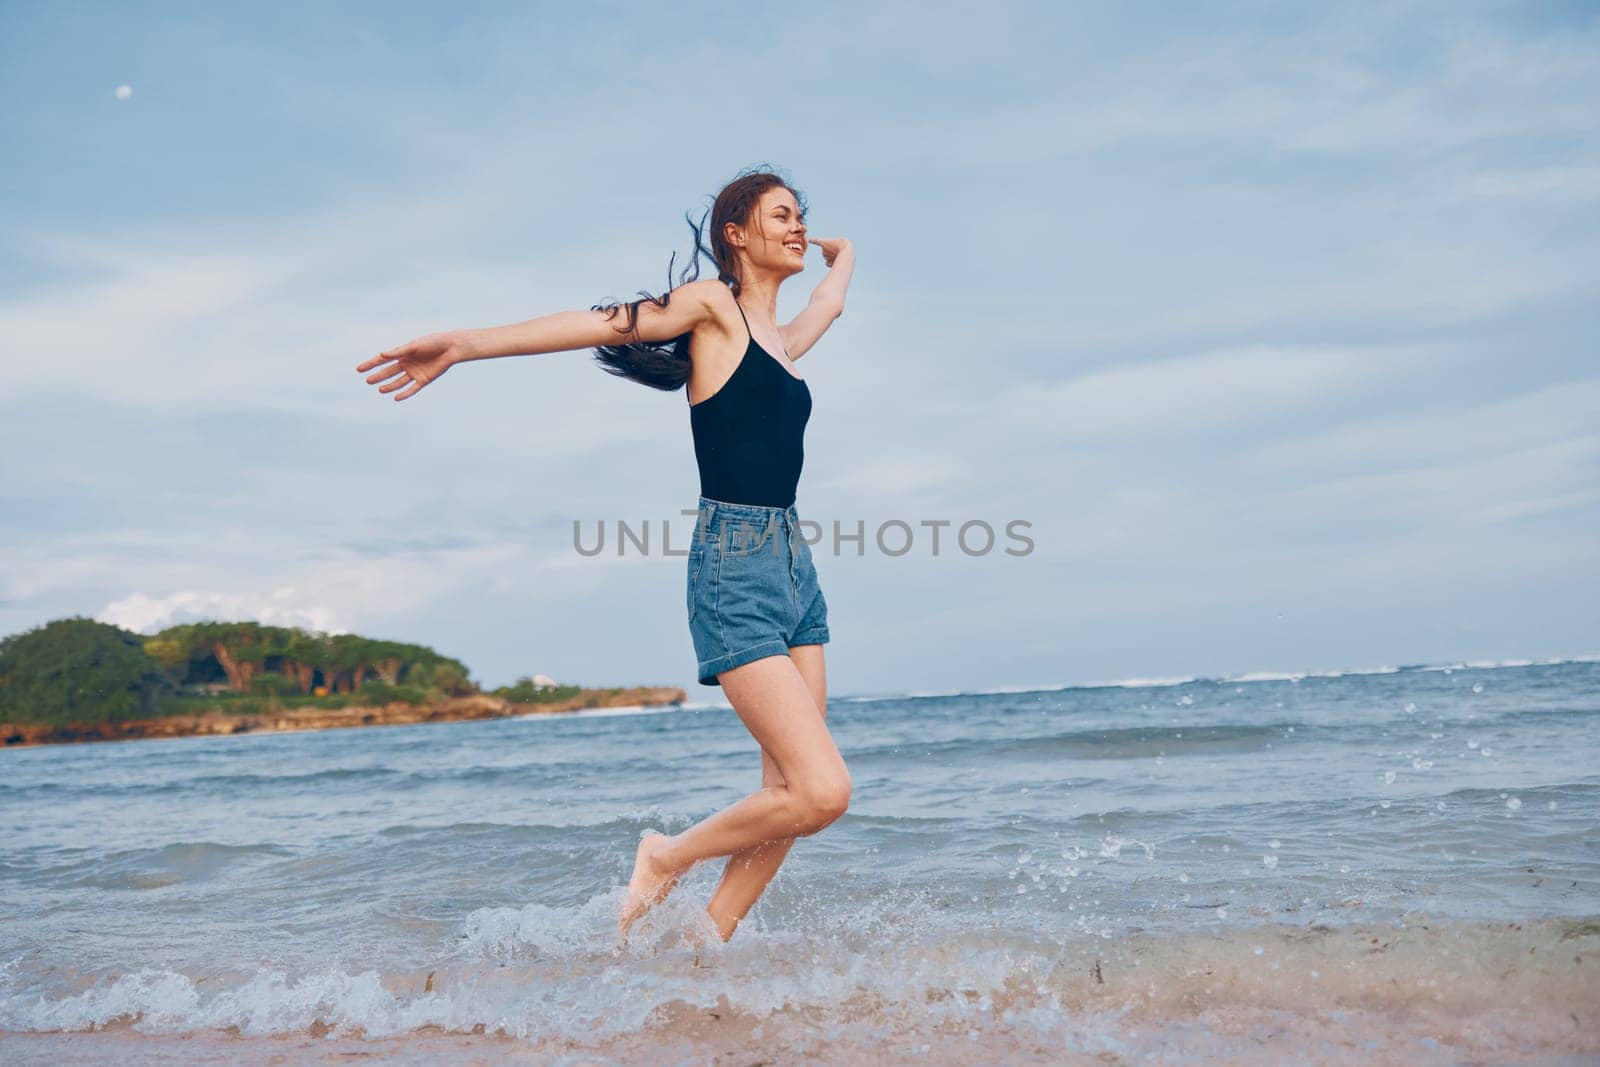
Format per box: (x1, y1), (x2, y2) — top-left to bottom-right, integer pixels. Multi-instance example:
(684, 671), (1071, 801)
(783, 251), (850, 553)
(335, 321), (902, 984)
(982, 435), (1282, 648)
(0, 687), (686, 749)
(2, 916), (1595, 1063)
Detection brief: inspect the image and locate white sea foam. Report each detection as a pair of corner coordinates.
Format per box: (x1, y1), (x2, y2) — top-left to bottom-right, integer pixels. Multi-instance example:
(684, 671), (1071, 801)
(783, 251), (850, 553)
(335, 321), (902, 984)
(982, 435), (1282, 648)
(1421, 654), (1599, 672)
(3, 916), (1594, 1062)
(514, 703), (684, 722)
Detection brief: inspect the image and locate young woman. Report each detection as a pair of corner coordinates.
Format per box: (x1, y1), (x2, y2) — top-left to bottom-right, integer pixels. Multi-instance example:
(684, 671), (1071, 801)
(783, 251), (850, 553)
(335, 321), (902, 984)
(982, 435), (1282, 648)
(355, 168), (857, 943)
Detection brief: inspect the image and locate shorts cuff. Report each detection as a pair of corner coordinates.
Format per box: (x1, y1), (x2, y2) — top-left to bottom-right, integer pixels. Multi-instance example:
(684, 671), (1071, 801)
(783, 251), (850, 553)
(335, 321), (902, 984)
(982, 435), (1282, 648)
(697, 639), (792, 687)
(788, 627), (830, 648)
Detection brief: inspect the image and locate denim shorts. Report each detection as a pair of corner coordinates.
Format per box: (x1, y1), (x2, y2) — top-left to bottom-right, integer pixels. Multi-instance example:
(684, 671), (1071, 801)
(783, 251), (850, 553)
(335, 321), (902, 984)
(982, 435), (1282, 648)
(687, 495), (830, 687)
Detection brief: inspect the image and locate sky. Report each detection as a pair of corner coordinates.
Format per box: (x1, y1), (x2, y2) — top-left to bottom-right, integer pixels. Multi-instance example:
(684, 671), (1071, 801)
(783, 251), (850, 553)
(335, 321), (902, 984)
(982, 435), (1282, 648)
(1, 1), (1596, 698)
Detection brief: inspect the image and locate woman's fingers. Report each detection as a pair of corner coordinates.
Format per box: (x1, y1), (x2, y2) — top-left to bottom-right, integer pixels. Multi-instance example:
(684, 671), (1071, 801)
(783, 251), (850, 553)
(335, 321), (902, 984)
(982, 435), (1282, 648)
(357, 340), (419, 374)
(359, 335), (448, 401)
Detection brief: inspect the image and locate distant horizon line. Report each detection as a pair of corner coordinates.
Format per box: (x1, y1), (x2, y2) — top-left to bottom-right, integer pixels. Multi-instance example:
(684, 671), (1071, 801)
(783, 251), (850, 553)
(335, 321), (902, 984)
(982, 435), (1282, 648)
(820, 651), (1600, 706)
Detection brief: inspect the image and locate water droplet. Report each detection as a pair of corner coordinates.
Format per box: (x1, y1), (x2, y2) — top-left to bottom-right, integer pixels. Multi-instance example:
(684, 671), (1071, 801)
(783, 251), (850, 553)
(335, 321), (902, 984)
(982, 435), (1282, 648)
(1263, 854), (1278, 868)
(1383, 770), (1397, 784)
(1253, 945), (1265, 955)
(1268, 839), (1281, 849)
(1472, 683), (1484, 694)
(1506, 796), (1521, 811)
(1467, 739), (1479, 749)
(1403, 702), (1417, 713)
(1339, 865), (1350, 874)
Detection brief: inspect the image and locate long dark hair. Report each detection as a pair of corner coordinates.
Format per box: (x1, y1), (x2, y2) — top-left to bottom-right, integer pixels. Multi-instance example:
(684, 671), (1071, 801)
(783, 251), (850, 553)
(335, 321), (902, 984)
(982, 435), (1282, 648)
(590, 166), (808, 391)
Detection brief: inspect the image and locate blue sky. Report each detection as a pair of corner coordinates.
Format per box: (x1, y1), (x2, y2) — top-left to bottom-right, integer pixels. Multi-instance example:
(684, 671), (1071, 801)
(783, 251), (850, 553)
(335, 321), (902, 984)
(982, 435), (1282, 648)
(2, 1), (1596, 697)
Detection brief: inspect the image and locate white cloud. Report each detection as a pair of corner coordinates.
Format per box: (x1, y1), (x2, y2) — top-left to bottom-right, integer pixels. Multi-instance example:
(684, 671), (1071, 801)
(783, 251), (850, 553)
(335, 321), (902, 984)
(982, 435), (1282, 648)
(98, 587), (346, 634)
(1451, 165), (1600, 203)
(991, 344), (1406, 441)
(1288, 433), (1600, 525)
(1252, 378), (1600, 479)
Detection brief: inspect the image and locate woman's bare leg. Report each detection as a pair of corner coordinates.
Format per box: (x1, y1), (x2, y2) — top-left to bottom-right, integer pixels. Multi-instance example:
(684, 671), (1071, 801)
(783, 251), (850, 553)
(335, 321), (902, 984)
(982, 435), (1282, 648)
(703, 643), (828, 941)
(619, 649), (849, 938)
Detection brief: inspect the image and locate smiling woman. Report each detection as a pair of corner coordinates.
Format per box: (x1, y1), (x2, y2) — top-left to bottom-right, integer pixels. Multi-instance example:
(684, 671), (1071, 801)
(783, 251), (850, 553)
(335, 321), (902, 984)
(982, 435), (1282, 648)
(588, 171), (818, 392)
(354, 163), (857, 947)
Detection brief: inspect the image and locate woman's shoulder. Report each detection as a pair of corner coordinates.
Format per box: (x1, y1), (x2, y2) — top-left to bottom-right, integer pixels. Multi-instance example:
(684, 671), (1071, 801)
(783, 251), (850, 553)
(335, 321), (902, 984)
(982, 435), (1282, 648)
(677, 277), (736, 312)
(679, 279), (742, 342)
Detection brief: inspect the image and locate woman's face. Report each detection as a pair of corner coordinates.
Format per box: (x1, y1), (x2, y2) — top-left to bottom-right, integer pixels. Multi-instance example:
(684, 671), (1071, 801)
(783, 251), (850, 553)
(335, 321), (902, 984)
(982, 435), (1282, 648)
(734, 187), (807, 276)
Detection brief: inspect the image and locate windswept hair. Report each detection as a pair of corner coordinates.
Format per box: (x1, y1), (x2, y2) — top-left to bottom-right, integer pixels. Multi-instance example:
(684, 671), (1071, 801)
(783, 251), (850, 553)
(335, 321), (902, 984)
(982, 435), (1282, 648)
(590, 165), (808, 391)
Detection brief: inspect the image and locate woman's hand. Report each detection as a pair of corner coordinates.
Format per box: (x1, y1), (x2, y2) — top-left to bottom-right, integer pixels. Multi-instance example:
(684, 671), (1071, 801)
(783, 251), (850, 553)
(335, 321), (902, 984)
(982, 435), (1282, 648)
(808, 236), (851, 268)
(355, 330), (472, 402)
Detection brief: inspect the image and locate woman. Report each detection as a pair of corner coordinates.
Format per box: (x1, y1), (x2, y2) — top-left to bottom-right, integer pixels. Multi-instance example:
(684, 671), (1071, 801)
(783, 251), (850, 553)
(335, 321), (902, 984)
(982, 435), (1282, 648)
(355, 168), (857, 944)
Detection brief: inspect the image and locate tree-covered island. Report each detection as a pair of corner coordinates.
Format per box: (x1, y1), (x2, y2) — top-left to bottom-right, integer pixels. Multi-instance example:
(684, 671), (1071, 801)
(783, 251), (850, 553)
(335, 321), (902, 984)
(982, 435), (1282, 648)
(0, 617), (685, 747)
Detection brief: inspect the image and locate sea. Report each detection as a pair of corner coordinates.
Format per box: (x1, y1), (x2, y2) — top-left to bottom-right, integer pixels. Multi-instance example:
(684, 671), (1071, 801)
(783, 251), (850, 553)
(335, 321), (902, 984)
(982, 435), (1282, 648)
(1, 656), (1596, 1065)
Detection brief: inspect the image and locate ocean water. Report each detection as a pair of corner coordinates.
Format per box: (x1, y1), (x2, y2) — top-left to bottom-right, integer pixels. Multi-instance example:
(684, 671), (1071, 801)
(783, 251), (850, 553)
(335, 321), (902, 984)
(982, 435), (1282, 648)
(1, 657), (1597, 1064)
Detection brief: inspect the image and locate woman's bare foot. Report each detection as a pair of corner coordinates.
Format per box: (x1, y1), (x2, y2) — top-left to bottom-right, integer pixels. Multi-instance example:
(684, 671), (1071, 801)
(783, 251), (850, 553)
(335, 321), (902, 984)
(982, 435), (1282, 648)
(617, 832), (683, 940)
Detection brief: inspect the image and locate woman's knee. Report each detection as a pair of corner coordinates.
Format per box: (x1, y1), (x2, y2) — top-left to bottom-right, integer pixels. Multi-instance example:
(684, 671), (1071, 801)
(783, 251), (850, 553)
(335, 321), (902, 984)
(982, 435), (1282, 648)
(792, 773), (851, 834)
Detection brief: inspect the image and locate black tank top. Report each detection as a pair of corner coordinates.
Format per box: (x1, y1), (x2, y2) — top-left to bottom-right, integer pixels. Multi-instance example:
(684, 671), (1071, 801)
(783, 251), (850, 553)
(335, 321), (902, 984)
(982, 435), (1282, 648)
(688, 291), (813, 508)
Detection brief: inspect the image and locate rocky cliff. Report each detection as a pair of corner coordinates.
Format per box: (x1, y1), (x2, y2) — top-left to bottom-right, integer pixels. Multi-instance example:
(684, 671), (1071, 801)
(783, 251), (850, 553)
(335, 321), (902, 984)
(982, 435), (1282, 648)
(0, 687), (687, 748)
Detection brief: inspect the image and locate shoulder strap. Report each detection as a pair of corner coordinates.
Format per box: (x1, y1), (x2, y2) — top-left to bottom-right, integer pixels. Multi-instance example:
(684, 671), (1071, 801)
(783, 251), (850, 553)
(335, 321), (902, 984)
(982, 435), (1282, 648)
(731, 290), (753, 343)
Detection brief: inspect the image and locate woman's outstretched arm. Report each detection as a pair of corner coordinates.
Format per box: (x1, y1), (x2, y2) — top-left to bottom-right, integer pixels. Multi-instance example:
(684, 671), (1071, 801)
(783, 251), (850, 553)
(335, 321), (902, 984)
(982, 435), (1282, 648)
(356, 278), (722, 401)
(783, 236), (855, 362)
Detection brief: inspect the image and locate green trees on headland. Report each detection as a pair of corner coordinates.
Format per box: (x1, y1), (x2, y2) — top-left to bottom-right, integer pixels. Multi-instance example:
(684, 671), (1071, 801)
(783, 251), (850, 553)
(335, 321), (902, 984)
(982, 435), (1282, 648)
(137, 620), (473, 697)
(0, 616), (482, 727)
(0, 618), (175, 725)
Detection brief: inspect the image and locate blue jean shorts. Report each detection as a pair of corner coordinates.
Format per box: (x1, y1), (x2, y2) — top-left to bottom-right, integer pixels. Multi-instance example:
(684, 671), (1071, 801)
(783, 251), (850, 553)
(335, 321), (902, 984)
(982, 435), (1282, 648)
(687, 496), (830, 687)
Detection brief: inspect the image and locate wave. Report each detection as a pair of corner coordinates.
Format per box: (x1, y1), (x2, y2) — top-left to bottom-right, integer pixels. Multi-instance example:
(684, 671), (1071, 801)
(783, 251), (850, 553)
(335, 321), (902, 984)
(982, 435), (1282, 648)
(834, 653), (1600, 704)
(849, 722), (1298, 762)
(1415, 654), (1600, 672)
(514, 703), (685, 721)
(32, 841), (296, 890)
(2, 913), (1594, 1061)
(0, 765), (404, 798)
(371, 809), (694, 840)
(838, 677), (1200, 704)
